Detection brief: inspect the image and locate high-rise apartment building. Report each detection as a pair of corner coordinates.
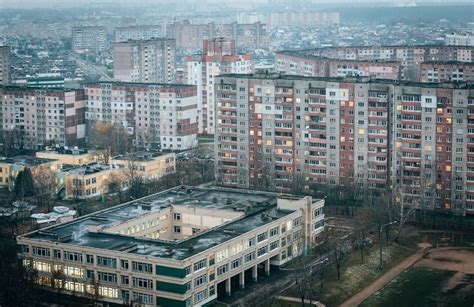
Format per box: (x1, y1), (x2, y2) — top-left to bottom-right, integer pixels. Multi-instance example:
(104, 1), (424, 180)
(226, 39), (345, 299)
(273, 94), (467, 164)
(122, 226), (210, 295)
(185, 38), (253, 134)
(167, 21), (268, 51)
(114, 25), (166, 42)
(85, 82), (198, 150)
(113, 39), (176, 84)
(419, 61), (474, 83)
(267, 11), (340, 27)
(214, 72), (474, 216)
(72, 26), (107, 53)
(0, 46), (11, 86)
(276, 51), (402, 80)
(0, 87), (86, 149)
(446, 33), (474, 47)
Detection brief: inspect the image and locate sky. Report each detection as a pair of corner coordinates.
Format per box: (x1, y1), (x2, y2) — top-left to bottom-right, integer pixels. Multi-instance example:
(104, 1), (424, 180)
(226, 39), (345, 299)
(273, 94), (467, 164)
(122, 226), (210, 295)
(1, 0), (472, 9)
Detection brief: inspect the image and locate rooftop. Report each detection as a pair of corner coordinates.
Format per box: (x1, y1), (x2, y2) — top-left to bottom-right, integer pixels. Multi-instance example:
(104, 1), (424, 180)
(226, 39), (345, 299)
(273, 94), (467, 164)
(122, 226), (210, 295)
(62, 163), (122, 175)
(0, 155), (58, 167)
(85, 81), (195, 89)
(23, 186), (303, 260)
(277, 50), (402, 64)
(39, 146), (91, 156)
(111, 150), (170, 162)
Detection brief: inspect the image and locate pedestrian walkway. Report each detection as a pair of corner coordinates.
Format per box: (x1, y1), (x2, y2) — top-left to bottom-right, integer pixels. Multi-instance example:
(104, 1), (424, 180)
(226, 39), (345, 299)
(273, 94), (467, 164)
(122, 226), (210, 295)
(340, 249), (423, 307)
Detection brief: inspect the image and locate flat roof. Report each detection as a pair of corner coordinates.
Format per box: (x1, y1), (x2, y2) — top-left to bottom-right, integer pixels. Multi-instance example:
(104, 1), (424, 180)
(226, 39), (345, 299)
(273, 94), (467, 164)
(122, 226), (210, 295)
(277, 50), (402, 64)
(62, 163), (120, 175)
(85, 81), (194, 89)
(23, 186), (300, 260)
(217, 72), (474, 89)
(1, 155), (58, 166)
(112, 150), (171, 162)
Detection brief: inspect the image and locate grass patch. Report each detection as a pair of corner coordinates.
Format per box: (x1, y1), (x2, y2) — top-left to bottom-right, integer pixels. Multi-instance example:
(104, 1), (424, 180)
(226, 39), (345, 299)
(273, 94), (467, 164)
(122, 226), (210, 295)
(360, 267), (454, 307)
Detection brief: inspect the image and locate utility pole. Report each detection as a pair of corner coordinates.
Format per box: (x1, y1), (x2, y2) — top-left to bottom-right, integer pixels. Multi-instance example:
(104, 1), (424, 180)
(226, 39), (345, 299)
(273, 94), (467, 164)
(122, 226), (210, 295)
(379, 220), (398, 270)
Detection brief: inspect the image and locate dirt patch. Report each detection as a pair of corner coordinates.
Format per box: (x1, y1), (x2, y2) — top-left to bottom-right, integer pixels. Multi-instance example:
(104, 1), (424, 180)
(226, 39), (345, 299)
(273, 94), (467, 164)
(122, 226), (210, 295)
(415, 250), (474, 296)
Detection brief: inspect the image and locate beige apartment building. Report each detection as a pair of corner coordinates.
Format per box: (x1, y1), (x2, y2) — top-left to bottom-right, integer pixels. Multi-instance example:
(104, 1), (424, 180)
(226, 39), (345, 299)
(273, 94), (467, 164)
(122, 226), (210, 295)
(110, 151), (176, 180)
(18, 186), (325, 306)
(36, 147), (98, 166)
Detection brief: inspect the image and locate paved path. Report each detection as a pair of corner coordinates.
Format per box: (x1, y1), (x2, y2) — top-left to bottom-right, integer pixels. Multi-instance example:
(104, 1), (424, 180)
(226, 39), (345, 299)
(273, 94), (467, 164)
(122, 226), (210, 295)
(340, 249), (424, 307)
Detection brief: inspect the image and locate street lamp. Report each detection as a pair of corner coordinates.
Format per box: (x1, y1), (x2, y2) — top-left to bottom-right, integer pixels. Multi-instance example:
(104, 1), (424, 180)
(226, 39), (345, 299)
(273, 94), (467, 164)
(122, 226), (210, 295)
(379, 220), (398, 270)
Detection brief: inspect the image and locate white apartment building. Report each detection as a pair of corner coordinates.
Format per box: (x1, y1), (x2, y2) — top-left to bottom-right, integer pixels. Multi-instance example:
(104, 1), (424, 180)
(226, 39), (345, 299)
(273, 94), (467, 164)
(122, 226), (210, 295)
(113, 39), (176, 84)
(72, 27), (107, 53)
(18, 186), (325, 307)
(446, 33), (474, 47)
(85, 82), (198, 150)
(114, 25), (166, 42)
(185, 38), (252, 134)
(0, 46), (10, 85)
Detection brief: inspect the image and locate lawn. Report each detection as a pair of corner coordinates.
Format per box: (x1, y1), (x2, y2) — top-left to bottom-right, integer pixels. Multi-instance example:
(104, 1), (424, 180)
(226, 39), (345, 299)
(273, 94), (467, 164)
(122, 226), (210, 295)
(359, 267), (459, 307)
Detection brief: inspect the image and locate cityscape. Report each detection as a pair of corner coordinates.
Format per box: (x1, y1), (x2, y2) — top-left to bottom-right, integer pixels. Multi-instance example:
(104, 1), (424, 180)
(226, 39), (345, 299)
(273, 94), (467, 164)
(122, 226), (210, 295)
(0, 0), (473, 306)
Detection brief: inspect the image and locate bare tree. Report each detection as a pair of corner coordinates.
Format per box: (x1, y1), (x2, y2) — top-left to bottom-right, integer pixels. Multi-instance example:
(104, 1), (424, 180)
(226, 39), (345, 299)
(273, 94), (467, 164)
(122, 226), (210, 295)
(88, 122), (132, 157)
(33, 165), (55, 211)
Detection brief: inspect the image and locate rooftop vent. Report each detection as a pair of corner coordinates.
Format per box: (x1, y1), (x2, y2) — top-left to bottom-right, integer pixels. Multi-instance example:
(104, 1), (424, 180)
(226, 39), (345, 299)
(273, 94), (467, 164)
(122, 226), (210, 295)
(223, 229), (236, 234)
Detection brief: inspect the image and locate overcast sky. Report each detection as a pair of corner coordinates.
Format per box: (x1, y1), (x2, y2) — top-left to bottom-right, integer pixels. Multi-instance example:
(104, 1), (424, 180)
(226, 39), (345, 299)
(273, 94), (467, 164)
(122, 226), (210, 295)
(1, 0), (472, 9)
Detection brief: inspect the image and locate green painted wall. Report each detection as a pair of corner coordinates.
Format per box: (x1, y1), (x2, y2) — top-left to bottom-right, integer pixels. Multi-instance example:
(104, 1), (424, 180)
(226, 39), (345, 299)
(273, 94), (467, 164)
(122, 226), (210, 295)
(156, 281), (188, 294)
(156, 265), (186, 278)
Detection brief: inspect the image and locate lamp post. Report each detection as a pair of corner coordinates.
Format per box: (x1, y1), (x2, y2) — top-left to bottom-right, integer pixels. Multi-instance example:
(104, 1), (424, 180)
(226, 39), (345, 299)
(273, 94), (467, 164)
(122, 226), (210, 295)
(379, 220), (398, 270)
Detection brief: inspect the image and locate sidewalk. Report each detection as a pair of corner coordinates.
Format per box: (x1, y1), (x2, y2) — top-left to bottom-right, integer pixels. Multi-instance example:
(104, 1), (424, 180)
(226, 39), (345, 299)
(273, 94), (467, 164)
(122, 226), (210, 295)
(340, 249), (423, 307)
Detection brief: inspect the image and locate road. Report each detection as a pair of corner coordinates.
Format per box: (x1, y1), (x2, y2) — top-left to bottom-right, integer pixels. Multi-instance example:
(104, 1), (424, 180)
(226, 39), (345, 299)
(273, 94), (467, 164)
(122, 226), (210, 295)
(71, 54), (113, 81)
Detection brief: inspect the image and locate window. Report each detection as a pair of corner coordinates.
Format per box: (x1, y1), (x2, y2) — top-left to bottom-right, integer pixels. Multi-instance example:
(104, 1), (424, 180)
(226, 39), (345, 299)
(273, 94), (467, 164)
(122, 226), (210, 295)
(86, 254), (94, 264)
(64, 251), (82, 262)
(53, 249), (61, 259)
(216, 249), (229, 263)
(121, 275), (129, 285)
(231, 259), (241, 269)
(97, 256), (116, 268)
(174, 226), (181, 233)
(245, 252), (255, 263)
(193, 259), (207, 272)
(33, 246), (50, 257)
(257, 232), (268, 243)
(121, 290), (129, 301)
(194, 289), (208, 303)
(121, 260), (129, 270)
(270, 241), (279, 251)
(194, 274), (207, 288)
(173, 213), (181, 220)
(217, 264), (228, 276)
(65, 266), (83, 278)
(270, 227), (279, 237)
(132, 261), (152, 274)
(132, 277), (153, 289)
(86, 270), (94, 279)
(257, 246), (268, 257)
(132, 292), (152, 304)
(98, 272), (117, 284)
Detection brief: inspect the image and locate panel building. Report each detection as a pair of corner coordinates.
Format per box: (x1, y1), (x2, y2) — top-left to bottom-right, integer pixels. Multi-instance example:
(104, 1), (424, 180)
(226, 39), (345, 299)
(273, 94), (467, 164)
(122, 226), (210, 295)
(0, 46), (11, 86)
(185, 38), (253, 134)
(276, 50), (402, 80)
(114, 25), (166, 42)
(267, 11), (340, 27)
(419, 61), (474, 83)
(18, 186), (325, 307)
(0, 87), (86, 149)
(214, 72), (474, 216)
(85, 82), (198, 150)
(167, 21), (268, 51)
(113, 39), (176, 84)
(445, 33), (474, 47)
(72, 26), (107, 53)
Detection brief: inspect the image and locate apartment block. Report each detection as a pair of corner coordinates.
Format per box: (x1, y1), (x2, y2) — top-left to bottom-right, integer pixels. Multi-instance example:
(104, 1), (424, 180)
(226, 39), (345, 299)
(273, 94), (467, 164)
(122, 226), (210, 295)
(310, 45), (474, 80)
(85, 82), (198, 150)
(185, 38), (253, 134)
(276, 50), (402, 80)
(0, 87), (86, 149)
(18, 186), (325, 306)
(114, 25), (166, 42)
(0, 156), (61, 190)
(0, 46), (11, 85)
(214, 72), (474, 215)
(445, 32), (474, 47)
(420, 61), (474, 83)
(167, 21), (268, 51)
(113, 39), (176, 84)
(72, 26), (107, 53)
(267, 11), (340, 27)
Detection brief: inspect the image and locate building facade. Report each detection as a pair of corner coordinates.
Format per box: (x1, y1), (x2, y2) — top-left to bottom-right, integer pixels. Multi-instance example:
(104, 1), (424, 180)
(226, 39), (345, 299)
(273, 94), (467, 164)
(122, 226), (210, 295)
(85, 82), (198, 150)
(114, 25), (166, 42)
(214, 72), (474, 216)
(419, 61), (474, 83)
(445, 33), (474, 47)
(276, 51), (402, 80)
(72, 27), (107, 53)
(1, 87), (86, 149)
(267, 11), (340, 27)
(18, 186), (325, 306)
(185, 38), (253, 134)
(0, 46), (11, 86)
(36, 147), (98, 166)
(167, 21), (268, 51)
(110, 151), (176, 181)
(113, 39), (176, 84)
